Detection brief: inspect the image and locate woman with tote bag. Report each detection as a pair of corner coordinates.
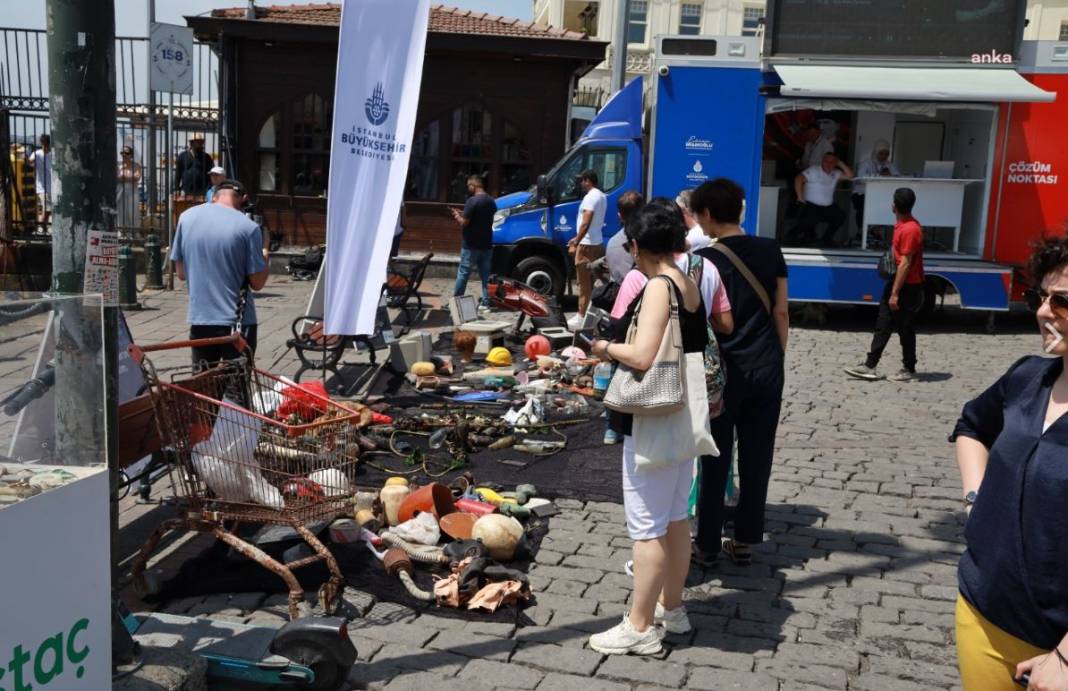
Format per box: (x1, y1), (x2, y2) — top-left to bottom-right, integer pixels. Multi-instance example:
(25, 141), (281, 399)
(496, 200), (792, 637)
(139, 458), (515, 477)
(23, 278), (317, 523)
(587, 203), (719, 655)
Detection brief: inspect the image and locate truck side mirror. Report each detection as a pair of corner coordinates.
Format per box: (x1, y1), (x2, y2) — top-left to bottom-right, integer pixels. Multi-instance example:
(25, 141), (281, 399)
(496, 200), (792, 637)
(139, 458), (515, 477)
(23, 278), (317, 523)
(536, 174), (553, 206)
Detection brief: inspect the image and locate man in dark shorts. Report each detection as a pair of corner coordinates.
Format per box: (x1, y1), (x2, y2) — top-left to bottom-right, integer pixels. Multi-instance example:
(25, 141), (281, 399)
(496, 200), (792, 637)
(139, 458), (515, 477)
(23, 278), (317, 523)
(450, 175), (497, 309)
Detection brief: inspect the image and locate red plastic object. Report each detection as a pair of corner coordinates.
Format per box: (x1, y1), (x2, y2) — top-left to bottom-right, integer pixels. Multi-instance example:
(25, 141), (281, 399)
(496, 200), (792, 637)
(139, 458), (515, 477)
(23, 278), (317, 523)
(455, 497), (497, 516)
(397, 483), (456, 523)
(278, 380), (330, 419)
(371, 412), (393, 425)
(486, 276), (552, 318)
(524, 335), (552, 361)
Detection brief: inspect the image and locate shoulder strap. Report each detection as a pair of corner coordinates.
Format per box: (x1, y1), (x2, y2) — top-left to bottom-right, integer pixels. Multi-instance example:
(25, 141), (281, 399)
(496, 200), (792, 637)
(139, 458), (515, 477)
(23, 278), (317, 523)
(712, 242), (771, 315)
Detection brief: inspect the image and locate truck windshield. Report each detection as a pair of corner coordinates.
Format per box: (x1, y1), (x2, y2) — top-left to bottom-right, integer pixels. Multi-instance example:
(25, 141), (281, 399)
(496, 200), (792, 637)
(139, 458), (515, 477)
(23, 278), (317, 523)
(546, 145), (629, 203)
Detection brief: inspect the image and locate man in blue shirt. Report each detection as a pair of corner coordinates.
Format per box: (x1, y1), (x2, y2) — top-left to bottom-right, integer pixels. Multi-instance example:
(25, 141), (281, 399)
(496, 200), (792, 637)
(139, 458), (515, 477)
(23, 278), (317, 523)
(170, 179), (269, 366)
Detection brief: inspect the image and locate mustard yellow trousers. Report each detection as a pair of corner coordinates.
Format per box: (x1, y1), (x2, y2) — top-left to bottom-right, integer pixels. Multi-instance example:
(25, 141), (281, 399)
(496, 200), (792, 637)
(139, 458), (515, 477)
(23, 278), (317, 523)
(957, 594), (1046, 690)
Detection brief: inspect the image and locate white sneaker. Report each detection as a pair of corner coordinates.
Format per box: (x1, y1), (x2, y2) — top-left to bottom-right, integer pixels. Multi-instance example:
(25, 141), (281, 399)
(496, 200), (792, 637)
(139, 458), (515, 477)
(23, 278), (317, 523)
(654, 602), (692, 634)
(588, 614), (663, 655)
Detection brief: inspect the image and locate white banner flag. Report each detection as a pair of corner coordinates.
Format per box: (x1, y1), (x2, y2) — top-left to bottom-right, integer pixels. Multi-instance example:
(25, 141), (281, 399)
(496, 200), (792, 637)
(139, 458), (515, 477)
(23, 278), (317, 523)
(324, 0), (430, 335)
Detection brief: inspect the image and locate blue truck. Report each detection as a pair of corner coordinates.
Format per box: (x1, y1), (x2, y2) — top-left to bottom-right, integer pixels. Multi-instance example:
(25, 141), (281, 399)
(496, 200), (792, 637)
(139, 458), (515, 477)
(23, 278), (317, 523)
(490, 35), (1062, 317)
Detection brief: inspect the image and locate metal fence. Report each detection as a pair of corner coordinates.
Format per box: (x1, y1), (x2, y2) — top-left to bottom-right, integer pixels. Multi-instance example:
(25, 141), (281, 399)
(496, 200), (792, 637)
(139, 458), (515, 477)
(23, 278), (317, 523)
(1, 27), (220, 242)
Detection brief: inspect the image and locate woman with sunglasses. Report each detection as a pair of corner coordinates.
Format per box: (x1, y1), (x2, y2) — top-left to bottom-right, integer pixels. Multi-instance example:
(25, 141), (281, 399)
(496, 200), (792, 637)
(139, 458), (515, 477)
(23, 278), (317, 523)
(952, 235), (1068, 690)
(117, 146), (142, 236)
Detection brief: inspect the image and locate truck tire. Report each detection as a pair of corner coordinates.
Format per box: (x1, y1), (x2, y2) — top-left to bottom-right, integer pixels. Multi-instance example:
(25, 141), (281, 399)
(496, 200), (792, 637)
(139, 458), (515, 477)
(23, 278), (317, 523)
(514, 256), (564, 298)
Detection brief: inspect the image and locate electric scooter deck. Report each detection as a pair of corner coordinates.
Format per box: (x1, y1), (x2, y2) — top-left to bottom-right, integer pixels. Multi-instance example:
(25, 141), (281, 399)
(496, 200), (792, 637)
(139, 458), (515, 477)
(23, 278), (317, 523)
(129, 610), (355, 688)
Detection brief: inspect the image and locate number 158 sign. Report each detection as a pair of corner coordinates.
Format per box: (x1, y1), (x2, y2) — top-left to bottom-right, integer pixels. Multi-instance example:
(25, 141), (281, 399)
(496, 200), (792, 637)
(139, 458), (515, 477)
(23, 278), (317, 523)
(150, 22), (194, 95)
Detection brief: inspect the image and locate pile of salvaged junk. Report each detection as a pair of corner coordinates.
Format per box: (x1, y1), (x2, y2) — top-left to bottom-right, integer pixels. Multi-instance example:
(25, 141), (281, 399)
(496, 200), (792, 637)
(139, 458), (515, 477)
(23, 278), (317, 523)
(332, 476), (555, 613)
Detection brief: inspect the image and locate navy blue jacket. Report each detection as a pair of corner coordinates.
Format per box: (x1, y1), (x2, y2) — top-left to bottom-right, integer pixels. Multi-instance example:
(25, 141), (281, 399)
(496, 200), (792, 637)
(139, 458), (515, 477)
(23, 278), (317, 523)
(951, 355), (1068, 650)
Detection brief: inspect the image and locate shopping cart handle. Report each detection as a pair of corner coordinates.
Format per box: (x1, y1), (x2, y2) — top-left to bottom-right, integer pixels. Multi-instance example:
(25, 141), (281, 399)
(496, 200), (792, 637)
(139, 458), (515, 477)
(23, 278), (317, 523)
(128, 334), (249, 364)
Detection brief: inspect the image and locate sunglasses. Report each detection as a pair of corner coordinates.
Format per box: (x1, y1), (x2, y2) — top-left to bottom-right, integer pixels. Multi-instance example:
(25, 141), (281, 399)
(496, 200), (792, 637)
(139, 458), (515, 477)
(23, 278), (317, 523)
(1024, 288), (1068, 318)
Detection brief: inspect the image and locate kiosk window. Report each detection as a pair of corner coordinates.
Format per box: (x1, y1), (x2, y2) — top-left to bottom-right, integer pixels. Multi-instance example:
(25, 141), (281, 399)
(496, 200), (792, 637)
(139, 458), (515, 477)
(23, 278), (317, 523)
(1060, 21), (1068, 41)
(743, 6), (764, 36)
(628, 1), (648, 44)
(679, 4), (702, 35)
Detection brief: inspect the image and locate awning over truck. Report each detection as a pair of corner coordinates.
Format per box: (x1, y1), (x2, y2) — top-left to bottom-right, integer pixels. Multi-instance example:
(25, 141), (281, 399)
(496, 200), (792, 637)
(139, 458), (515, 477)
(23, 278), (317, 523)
(773, 64), (1056, 103)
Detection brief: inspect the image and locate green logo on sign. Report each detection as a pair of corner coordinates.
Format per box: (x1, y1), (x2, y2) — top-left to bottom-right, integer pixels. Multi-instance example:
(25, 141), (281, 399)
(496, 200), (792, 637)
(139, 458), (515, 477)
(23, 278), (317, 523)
(0, 618), (90, 690)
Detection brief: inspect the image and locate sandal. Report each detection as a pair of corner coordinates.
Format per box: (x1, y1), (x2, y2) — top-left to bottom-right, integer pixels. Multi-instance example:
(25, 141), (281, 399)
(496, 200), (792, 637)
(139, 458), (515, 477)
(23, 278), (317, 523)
(722, 538), (752, 566)
(690, 543), (719, 568)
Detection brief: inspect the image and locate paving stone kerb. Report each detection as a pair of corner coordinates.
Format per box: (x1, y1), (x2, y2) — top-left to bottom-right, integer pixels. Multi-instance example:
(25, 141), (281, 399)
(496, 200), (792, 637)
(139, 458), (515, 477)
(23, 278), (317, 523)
(122, 277), (1040, 689)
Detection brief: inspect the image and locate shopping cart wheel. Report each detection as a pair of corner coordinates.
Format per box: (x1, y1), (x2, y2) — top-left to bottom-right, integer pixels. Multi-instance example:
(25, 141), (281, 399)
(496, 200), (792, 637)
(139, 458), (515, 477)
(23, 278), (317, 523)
(133, 571), (162, 598)
(318, 582), (339, 616)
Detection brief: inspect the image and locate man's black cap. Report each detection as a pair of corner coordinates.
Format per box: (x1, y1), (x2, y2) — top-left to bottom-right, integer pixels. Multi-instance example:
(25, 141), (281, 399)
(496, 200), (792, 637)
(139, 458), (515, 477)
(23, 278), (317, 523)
(214, 179), (246, 196)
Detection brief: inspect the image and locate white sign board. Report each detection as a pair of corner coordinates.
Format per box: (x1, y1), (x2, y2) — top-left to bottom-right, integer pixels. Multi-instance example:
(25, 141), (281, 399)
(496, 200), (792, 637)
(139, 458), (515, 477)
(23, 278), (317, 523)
(150, 22), (194, 95)
(0, 469), (112, 690)
(323, 0), (429, 335)
(83, 229), (119, 306)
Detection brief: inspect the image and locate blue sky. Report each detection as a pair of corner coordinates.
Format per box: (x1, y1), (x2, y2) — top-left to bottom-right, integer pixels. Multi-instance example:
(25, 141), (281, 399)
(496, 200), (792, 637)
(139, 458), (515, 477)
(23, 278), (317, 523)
(4, 0), (534, 34)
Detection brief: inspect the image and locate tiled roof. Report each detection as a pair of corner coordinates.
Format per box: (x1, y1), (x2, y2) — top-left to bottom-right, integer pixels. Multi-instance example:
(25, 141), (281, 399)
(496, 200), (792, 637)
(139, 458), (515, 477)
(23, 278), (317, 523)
(208, 4), (588, 40)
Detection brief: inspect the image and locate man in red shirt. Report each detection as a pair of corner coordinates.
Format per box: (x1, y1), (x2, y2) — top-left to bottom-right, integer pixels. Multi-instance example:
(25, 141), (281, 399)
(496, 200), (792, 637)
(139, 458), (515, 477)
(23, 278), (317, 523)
(845, 187), (925, 381)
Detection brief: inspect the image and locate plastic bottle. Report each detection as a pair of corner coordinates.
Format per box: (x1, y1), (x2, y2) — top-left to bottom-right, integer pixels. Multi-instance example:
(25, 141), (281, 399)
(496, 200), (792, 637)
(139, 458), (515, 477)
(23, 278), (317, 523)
(592, 361), (613, 400)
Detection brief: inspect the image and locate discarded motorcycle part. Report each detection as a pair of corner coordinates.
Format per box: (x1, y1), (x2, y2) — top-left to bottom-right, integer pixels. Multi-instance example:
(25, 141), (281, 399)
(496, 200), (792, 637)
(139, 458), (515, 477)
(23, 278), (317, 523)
(440, 512), (477, 540)
(428, 428), (449, 450)
(410, 361), (436, 377)
(486, 347), (513, 367)
(455, 497), (497, 516)
(354, 509), (381, 533)
(468, 434), (495, 447)
(383, 547), (414, 577)
(380, 483), (411, 526)
(524, 335), (552, 361)
(353, 491), (377, 514)
(442, 538), (490, 565)
(308, 468), (351, 498)
(515, 484), (538, 505)
(488, 435), (515, 451)
(397, 482), (456, 524)
(498, 503), (531, 520)
(390, 512), (441, 546)
(379, 532), (448, 565)
(529, 501), (560, 519)
(328, 519), (363, 544)
(560, 345), (586, 360)
(474, 487), (517, 507)
(430, 354), (454, 375)
(471, 514), (525, 561)
(453, 330), (477, 362)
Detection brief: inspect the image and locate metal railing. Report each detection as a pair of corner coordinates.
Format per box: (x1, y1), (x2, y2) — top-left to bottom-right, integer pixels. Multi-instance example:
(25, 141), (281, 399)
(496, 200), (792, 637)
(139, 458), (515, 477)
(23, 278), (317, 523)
(1, 27), (221, 243)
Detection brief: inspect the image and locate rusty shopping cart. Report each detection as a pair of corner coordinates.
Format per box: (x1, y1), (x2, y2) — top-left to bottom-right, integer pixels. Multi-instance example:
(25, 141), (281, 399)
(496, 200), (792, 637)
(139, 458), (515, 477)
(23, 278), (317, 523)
(128, 334), (362, 619)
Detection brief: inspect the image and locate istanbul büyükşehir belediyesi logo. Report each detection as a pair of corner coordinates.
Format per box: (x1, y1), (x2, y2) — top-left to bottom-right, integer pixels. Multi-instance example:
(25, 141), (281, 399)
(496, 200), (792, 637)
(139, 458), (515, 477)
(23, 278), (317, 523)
(365, 82), (390, 126)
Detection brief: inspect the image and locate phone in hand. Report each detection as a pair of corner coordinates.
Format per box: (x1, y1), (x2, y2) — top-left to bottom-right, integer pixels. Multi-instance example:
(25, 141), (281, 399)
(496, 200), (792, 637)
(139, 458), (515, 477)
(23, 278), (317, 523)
(574, 331), (595, 352)
(1015, 672), (1029, 688)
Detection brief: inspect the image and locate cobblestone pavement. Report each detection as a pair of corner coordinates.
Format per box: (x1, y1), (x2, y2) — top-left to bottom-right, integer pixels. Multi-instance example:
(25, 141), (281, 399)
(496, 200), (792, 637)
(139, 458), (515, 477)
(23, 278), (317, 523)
(120, 275), (1042, 690)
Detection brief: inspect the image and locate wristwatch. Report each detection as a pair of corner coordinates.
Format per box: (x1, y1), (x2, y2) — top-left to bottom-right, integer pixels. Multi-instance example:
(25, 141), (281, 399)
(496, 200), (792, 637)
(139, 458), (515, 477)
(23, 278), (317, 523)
(964, 490), (978, 506)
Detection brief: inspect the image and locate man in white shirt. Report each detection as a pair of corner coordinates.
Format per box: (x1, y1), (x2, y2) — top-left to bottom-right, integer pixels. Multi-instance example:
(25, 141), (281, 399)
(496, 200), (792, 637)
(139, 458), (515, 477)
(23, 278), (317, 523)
(793, 152), (854, 247)
(676, 188), (711, 251)
(568, 169), (607, 317)
(26, 134), (52, 234)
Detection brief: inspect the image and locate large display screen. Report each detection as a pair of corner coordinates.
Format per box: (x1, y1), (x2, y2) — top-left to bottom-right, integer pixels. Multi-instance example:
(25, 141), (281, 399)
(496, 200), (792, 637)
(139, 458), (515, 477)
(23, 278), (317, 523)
(767, 0), (1024, 60)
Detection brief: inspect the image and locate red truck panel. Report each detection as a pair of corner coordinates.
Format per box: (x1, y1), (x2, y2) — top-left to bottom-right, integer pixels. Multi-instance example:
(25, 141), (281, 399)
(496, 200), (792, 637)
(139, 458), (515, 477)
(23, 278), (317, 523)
(988, 73), (1068, 297)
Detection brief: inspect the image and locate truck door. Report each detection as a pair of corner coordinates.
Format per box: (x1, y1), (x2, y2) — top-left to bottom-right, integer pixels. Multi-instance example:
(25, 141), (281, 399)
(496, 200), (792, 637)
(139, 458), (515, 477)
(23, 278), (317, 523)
(545, 144), (632, 244)
(650, 62), (766, 230)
